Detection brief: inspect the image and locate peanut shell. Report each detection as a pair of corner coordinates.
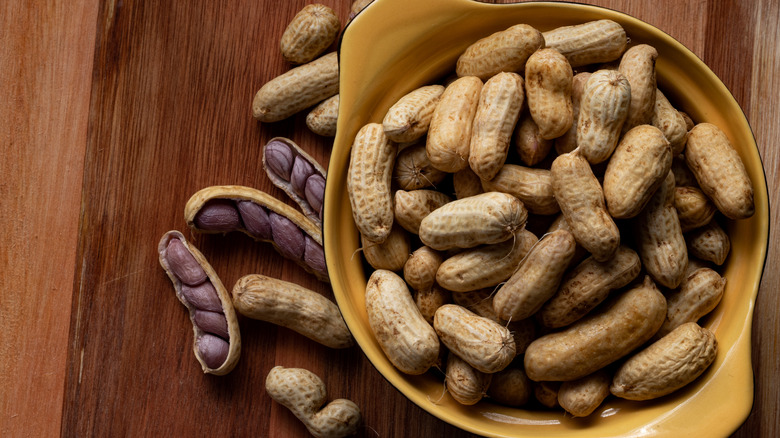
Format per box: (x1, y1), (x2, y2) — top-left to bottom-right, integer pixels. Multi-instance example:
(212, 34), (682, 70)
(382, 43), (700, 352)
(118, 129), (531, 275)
(252, 52), (339, 122)
(347, 123), (397, 243)
(456, 24), (544, 80)
(610, 322), (717, 401)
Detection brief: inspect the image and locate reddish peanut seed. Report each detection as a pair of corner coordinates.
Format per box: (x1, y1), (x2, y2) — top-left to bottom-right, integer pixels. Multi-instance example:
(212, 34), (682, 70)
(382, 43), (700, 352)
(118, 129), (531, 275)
(165, 238), (208, 286)
(305, 174), (326, 212)
(181, 282), (223, 312)
(269, 212), (306, 260)
(194, 199), (242, 232)
(303, 236), (327, 277)
(193, 310), (230, 340)
(237, 200), (273, 240)
(291, 155), (315, 198)
(197, 334), (230, 370)
(265, 139), (295, 180)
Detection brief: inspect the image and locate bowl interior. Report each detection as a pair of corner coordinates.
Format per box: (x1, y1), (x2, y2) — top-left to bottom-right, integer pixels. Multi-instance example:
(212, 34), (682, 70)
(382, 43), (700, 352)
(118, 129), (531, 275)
(324, 0), (769, 436)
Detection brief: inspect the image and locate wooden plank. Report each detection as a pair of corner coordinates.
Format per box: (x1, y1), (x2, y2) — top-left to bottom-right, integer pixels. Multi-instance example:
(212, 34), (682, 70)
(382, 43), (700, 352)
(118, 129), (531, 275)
(1, 0), (776, 437)
(0, 1), (98, 436)
(734, 1), (780, 436)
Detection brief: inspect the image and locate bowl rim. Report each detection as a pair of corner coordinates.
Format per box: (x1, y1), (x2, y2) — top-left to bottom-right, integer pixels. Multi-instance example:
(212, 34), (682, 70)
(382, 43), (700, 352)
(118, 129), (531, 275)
(325, 0), (771, 436)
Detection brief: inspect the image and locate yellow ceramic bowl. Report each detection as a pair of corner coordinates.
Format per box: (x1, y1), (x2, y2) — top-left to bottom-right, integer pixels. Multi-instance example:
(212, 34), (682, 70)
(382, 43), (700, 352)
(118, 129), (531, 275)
(324, 0), (770, 436)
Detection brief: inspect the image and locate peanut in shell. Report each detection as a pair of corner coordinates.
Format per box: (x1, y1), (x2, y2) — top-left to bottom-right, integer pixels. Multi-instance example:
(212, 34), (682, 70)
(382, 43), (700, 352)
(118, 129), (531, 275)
(455, 24), (544, 80)
(603, 124), (672, 219)
(685, 122), (754, 219)
(468, 72), (524, 181)
(525, 48), (574, 140)
(542, 19), (627, 68)
(426, 76), (483, 172)
(610, 322), (717, 401)
(252, 52), (339, 122)
(347, 123), (397, 244)
(551, 150), (620, 262)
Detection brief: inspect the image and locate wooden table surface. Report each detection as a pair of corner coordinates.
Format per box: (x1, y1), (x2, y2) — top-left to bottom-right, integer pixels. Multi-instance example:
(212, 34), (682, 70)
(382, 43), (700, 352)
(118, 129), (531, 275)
(2, 0), (778, 436)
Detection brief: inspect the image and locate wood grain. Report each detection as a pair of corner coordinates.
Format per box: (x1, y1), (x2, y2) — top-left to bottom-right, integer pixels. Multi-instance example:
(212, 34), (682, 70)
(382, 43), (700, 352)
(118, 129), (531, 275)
(1, 0), (778, 437)
(0, 1), (98, 436)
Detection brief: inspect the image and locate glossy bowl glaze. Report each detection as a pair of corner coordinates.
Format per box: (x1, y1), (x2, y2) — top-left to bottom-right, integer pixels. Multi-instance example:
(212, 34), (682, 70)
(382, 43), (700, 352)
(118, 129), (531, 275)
(323, 0), (770, 436)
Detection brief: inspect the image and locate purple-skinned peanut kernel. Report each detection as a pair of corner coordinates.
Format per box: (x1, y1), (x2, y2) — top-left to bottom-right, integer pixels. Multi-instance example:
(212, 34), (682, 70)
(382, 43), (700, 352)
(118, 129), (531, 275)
(290, 155), (315, 198)
(304, 174), (325, 213)
(268, 212), (305, 260)
(193, 310), (229, 340)
(197, 333), (229, 369)
(181, 282), (222, 312)
(165, 238), (207, 286)
(237, 200), (272, 240)
(194, 199), (241, 232)
(303, 236), (327, 277)
(265, 140), (295, 181)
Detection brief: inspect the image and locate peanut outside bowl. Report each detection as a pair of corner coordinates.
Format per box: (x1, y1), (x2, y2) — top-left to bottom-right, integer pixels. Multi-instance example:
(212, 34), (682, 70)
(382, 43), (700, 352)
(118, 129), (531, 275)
(322, 0), (770, 436)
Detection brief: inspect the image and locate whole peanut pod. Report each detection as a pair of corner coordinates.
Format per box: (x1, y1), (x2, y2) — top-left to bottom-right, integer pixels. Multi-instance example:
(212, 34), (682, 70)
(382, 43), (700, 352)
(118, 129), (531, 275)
(618, 44), (658, 131)
(347, 123), (397, 244)
(525, 48), (574, 140)
(514, 113), (553, 167)
(603, 124), (672, 219)
(263, 137), (328, 224)
(365, 270), (440, 375)
(685, 122), (754, 219)
(361, 224), (411, 272)
(383, 84), (445, 143)
(557, 370), (611, 417)
(542, 20), (627, 67)
(493, 229), (577, 321)
(280, 4), (340, 65)
(635, 171), (688, 289)
(524, 276), (667, 382)
(265, 366), (362, 438)
(426, 76), (483, 172)
(686, 220), (731, 265)
(674, 186), (717, 232)
(434, 304), (516, 374)
(393, 142), (447, 191)
(306, 94), (339, 137)
(482, 164), (559, 215)
(394, 189), (452, 235)
(403, 246), (443, 292)
(185, 185), (328, 283)
(455, 24), (544, 80)
(468, 71), (524, 181)
(657, 267), (726, 338)
(252, 52), (339, 122)
(419, 191), (528, 251)
(451, 287), (538, 356)
(577, 69), (631, 164)
(551, 150), (620, 262)
(436, 229), (537, 292)
(652, 88), (688, 154)
(538, 245), (641, 328)
(611, 322), (717, 401)
(445, 352), (492, 406)
(487, 366), (532, 407)
(232, 274), (353, 349)
(555, 71), (591, 155)
(158, 231), (241, 375)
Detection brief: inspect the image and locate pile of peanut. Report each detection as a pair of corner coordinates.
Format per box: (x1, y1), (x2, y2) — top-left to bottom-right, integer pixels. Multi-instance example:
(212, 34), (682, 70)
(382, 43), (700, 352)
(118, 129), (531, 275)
(158, 4), (372, 438)
(348, 18), (754, 416)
